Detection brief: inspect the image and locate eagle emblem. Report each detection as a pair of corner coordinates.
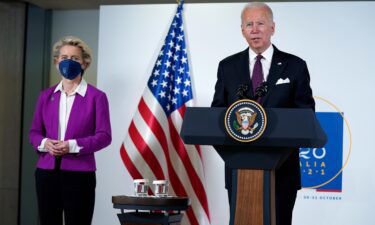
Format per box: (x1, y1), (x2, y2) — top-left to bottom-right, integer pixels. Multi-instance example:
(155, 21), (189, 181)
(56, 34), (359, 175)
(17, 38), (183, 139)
(224, 99), (267, 142)
(234, 108), (258, 135)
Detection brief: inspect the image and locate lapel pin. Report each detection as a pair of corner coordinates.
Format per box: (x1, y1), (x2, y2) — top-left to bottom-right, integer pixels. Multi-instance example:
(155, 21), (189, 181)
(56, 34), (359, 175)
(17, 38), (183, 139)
(277, 62), (282, 65)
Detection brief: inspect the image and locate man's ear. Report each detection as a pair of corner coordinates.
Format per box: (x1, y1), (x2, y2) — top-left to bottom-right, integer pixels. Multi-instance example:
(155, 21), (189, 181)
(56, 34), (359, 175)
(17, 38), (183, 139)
(241, 24), (246, 37)
(271, 22), (275, 35)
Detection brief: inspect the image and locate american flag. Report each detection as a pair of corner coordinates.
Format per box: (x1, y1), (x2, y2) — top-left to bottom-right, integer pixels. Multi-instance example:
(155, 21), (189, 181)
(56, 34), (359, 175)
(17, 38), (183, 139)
(120, 2), (211, 225)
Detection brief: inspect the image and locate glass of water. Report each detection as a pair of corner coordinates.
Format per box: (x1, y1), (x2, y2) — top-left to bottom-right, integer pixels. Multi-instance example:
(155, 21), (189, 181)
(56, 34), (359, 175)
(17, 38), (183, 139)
(133, 179), (149, 197)
(153, 180), (169, 197)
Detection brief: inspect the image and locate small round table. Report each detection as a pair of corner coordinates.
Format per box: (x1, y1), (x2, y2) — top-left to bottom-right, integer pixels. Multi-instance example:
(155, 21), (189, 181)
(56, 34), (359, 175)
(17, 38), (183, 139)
(112, 195), (190, 225)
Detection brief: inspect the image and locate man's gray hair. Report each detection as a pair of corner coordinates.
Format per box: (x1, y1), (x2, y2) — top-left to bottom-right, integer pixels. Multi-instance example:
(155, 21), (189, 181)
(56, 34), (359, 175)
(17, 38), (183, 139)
(241, 2), (274, 23)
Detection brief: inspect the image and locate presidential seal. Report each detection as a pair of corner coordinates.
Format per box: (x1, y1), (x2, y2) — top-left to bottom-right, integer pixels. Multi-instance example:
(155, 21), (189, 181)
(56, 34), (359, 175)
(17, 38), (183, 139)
(224, 99), (267, 142)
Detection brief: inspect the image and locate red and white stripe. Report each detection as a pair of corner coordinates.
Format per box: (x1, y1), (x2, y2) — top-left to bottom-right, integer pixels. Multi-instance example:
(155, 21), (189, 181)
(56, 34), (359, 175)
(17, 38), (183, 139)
(120, 88), (211, 225)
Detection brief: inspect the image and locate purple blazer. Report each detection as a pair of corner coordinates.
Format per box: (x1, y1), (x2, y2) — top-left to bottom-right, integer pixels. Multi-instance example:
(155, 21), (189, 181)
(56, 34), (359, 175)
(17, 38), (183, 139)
(29, 83), (112, 171)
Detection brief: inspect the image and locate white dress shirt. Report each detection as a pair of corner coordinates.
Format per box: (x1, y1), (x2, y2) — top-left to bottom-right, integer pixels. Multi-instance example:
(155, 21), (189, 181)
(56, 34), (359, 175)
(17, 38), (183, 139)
(248, 44), (274, 82)
(38, 79), (87, 153)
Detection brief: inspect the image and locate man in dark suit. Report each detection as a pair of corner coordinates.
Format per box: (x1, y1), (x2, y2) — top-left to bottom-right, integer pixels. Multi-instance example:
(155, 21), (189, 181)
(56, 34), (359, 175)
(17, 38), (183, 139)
(211, 2), (314, 225)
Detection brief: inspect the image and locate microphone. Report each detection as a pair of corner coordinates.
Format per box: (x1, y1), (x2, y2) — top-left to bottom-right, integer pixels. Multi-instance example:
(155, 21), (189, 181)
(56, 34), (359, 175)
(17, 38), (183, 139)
(254, 82), (268, 102)
(237, 84), (249, 100)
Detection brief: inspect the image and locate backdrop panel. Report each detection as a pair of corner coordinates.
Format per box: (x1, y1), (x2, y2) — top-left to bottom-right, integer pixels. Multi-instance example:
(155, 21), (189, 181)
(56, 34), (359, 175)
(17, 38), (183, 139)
(96, 2), (375, 225)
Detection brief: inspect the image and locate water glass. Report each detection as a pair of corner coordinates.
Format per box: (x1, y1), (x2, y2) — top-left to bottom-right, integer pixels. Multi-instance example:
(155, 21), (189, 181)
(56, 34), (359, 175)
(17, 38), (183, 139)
(133, 179), (149, 197)
(153, 180), (169, 197)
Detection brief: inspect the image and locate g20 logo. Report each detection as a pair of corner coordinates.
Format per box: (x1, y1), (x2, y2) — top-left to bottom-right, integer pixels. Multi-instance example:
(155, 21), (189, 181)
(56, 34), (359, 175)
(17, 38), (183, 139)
(300, 147), (327, 177)
(300, 97), (352, 192)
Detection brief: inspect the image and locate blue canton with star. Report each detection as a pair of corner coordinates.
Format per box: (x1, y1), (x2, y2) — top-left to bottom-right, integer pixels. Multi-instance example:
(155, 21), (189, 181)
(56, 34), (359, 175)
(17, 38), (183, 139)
(147, 3), (193, 116)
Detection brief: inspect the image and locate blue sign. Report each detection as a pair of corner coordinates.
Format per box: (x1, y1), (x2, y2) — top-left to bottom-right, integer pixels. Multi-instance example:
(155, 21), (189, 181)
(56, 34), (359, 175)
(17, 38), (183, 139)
(300, 112), (343, 192)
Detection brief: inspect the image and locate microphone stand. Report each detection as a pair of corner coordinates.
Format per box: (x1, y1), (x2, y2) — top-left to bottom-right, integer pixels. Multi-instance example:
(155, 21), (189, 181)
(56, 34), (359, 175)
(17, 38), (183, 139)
(236, 82), (268, 103)
(254, 82), (268, 103)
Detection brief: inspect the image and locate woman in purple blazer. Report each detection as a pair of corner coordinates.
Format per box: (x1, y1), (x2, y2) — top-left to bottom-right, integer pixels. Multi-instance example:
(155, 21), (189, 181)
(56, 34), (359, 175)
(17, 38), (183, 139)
(29, 36), (111, 225)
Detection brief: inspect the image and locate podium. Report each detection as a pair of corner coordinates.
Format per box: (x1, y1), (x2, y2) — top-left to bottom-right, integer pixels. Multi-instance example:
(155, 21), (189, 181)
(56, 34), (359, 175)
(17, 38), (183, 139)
(180, 107), (327, 225)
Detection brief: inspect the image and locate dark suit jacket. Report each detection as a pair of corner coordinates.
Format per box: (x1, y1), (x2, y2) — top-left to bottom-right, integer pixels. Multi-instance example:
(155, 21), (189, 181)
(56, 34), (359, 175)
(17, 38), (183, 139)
(211, 45), (315, 191)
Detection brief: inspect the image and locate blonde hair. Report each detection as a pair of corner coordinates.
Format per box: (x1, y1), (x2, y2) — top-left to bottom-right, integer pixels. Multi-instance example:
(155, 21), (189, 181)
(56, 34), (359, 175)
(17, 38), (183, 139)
(53, 36), (92, 67)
